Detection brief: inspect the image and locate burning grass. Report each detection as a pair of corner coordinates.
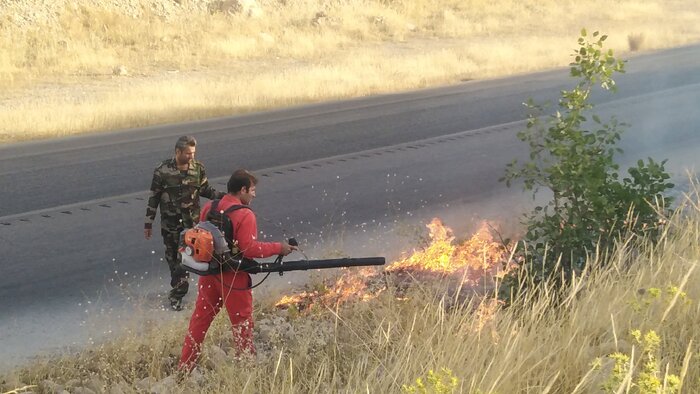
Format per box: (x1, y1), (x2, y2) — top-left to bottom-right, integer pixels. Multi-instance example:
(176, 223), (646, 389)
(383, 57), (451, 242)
(4, 190), (700, 392)
(273, 218), (512, 315)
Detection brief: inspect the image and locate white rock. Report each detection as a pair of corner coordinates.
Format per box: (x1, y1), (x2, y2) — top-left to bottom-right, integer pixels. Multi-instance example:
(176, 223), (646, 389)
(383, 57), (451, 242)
(204, 344), (229, 369)
(40, 379), (64, 394)
(208, 0), (262, 17)
(311, 11), (327, 27)
(135, 377), (156, 392)
(85, 376), (105, 393)
(150, 375), (177, 394)
(72, 387), (97, 394)
(107, 381), (132, 394)
(113, 65), (129, 76)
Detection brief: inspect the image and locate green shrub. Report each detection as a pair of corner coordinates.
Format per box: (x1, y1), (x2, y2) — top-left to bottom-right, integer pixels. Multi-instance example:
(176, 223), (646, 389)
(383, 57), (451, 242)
(500, 29), (674, 292)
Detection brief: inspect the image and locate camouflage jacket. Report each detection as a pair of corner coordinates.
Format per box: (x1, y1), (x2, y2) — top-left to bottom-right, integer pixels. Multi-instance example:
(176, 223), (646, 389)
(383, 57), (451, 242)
(144, 158), (224, 231)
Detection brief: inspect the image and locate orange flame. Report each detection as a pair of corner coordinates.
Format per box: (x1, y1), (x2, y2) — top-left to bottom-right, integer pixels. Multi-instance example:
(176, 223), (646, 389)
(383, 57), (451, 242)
(387, 219), (507, 282)
(273, 267), (378, 310)
(275, 218), (511, 311)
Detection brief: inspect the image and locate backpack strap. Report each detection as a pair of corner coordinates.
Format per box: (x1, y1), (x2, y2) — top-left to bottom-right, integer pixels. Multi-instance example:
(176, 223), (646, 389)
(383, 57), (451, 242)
(206, 200), (252, 250)
(221, 204), (250, 249)
(209, 199), (220, 217)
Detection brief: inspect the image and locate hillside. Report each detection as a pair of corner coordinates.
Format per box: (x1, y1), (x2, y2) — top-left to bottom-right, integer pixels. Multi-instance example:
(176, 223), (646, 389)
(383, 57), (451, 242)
(1, 0), (700, 142)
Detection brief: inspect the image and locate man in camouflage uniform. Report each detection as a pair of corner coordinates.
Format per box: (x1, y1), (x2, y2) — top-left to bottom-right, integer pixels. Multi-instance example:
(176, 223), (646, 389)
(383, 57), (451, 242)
(144, 136), (224, 311)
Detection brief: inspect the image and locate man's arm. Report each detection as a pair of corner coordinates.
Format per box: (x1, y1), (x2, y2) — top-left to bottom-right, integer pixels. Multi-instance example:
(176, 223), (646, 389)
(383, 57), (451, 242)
(236, 211), (283, 259)
(199, 165), (225, 200)
(144, 168), (163, 239)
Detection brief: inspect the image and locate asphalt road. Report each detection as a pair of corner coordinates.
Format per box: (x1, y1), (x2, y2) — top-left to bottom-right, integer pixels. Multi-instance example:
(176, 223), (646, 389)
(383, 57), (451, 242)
(0, 44), (699, 370)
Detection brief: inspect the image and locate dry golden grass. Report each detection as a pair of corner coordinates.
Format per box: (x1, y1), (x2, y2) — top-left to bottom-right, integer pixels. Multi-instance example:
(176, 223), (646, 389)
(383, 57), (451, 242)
(1, 0), (700, 143)
(3, 183), (700, 392)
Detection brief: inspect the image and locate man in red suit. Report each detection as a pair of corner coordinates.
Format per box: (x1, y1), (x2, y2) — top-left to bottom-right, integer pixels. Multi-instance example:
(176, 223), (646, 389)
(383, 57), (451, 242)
(179, 169), (296, 371)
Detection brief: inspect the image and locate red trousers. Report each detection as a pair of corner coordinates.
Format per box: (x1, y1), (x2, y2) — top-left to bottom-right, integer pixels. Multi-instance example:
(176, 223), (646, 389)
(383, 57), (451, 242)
(179, 270), (254, 371)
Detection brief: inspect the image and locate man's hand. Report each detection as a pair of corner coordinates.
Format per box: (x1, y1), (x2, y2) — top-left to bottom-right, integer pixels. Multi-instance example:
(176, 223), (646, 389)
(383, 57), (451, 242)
(144, 228), (152, 240)
(279, 241), (298, 256)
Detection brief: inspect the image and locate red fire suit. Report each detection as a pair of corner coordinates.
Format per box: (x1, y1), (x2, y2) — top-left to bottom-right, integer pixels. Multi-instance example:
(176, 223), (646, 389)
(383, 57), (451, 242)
(179, 194), (282, 371)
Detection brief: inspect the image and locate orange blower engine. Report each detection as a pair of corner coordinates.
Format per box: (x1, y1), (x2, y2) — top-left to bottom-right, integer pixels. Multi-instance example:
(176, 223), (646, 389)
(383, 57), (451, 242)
(178, 221), (229, 273)
(182, 227), (215, 262)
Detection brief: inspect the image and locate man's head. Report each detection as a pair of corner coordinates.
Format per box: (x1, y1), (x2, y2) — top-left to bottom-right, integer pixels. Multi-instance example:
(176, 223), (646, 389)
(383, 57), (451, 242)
(175, 136), (197, 166)
(227, 169), (258, 204)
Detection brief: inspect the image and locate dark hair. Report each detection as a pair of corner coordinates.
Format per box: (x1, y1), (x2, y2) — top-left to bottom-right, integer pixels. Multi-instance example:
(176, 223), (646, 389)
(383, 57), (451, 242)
(227, 169), (258, 194)
(175, 135), (197, 151)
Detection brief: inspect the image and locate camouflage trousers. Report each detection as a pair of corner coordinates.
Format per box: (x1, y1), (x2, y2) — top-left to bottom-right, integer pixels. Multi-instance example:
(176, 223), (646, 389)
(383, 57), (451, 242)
(162, 228), (189, 301)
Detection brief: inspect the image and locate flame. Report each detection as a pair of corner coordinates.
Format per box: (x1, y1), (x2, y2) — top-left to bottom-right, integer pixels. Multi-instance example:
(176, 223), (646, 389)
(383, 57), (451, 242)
(274, 218), (512, 312)
(387, 218), (508, 282)
(274, 267), (379, 310)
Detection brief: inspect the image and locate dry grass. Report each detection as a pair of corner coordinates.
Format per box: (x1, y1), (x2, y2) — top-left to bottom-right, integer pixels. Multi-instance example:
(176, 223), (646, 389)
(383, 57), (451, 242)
(1, 0), (700, 143)
(3, 184), (700, 392)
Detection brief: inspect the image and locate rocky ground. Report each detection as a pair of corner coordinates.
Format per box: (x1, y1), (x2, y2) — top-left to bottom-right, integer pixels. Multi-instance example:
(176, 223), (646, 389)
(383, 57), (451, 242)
(1, 0), (268, 29)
